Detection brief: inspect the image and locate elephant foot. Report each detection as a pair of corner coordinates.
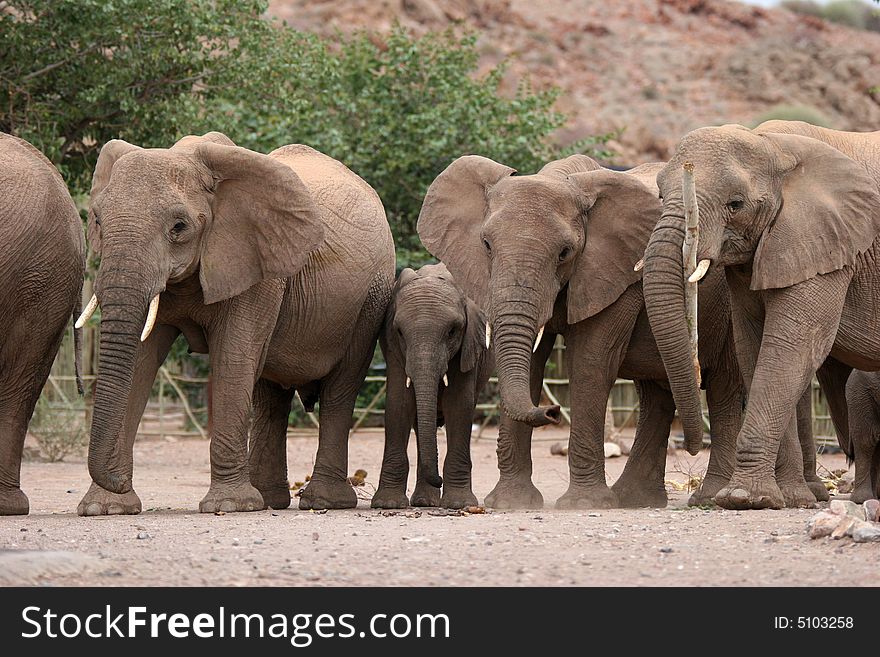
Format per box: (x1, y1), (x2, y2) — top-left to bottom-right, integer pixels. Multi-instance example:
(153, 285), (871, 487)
(440, 486), (478, 510)
(410, 482), (441, 507)
(850, 483), (876, 505)
(805, 478), (830, 503)
(556, 483), (618, 510)
(611, 479), (668, 509)
(687, 473), (729, 507)
(780, 480), (819, 509)
(77, 481), (141, 516)
(199, 481), (265, 513)
(298, 477), (357, 510)
(484, 476), (544, 509)
(0, 487), (29, 515)
(714, 475), (785, 510)
(370, 486), (409, 509)
(257, 485), (292, 510)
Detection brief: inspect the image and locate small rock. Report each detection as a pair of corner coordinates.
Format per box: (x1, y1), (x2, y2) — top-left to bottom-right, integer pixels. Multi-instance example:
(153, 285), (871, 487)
(829, 500), (865, 520)
(604, 442), (622, 458)
(550, 442), (568, 456)
(851, 521), (880, 543)
(312, 532), (319, 541)
(231, 538), (239, 546)
(807, 510), (842, 539)
(830, 517), (856, 540)
(465, 506), (486, 514)
(863, 499), (880, 523)
(136, 531), (150, 540)
(588, 512), (601, 517)
(659, 546), (673, 553)
(253, 539), (264, 545)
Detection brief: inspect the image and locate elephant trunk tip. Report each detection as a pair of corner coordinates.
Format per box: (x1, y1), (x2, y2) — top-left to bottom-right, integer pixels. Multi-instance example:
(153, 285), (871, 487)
(88, 464), (132, 496)
(519, 405), (562, 427)
(421, 468), (443, 489)
(684, 430), (705, 456)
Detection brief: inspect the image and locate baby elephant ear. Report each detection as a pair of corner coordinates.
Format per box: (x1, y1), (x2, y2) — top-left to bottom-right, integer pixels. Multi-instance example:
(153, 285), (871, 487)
(752, 133), (880, 291)
(565, 170), (661, 324)
(460, 298), (487, 373)
(417, 155), (515, 308)
(195, 142), (325, 305)
(89, 139), (143, 255)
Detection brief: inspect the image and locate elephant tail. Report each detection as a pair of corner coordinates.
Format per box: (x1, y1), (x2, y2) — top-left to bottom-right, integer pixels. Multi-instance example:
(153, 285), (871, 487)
(73, 295), (85, 397)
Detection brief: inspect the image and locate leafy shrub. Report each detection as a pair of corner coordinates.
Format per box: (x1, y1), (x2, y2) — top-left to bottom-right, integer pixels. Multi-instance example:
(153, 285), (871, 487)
(29, 397), (87, 462)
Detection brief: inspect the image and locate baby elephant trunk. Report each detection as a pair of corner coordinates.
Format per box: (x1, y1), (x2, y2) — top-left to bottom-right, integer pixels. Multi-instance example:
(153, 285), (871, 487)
(409, 362), (445, 489)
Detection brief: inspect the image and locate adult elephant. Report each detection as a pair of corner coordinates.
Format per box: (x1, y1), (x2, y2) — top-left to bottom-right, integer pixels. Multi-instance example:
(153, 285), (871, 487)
(0, 133), (85, 515)
(77, 132), (394, 515)
(417, 154), (748, 508)
(641, 120), (880, 510)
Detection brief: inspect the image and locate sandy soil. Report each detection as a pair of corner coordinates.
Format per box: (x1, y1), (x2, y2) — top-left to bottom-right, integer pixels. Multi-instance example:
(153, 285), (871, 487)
(1, 428), (876, 586)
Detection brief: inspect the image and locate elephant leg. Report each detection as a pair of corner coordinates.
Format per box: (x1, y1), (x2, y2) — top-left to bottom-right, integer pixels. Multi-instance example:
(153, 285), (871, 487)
(248, 378), (295, 510)
(689, 364), (743, 506)
(372, 356), (415, 509)
(410, 423), (442, 507)
(716, 276), (845, 510)
(483, 333), (555, 509)
(0, 311), (68, 515)
(846, 374), (879, 504)
(300, 273), (388, 510)
(439, 372), (479, 509)
(78, 324), (179, 516)
(612, 379), (675, 508)
(796, 384), (828, 502)
(816, 357), (853, 461)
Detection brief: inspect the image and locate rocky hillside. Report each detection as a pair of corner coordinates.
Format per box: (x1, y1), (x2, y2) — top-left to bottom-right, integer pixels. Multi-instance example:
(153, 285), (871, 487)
(268, 0), (880, 164)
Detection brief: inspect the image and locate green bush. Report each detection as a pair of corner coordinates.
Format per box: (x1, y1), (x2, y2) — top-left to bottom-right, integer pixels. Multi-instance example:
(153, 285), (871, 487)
(751, 104), (833, 129)
(780, 0), (880, 32)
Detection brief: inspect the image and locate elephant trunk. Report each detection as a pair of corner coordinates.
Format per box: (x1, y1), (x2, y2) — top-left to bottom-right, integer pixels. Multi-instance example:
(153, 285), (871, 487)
(87, 276), (154, 493)
(410, 368), (443, 489)
(642, 216), (704, 454)
(491, 305), (560, 428)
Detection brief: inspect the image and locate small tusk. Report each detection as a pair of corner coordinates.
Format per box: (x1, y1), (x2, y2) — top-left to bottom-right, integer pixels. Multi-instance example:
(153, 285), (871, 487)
(140, 294), (160, 342)
(485, 323), (492, 349)
(533, 325), (545, 353)
(442, 374), (448, 387)
(75, 294), (99, 328)
(405, 377), (411, 388)
(633, 259), (644, 272)
(688, 259), (711, 283)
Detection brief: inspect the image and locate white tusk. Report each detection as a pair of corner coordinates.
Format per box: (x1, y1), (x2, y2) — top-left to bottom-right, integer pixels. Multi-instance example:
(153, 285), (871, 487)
(75, 294), (99, 329)
(633, 259), (644, 272)
(533, 325), (545, 353)
(688, 259), (710, 283)
(442, 374), (448, 387)
(140, 294), (160, 342)
(485, 323), (492, 349)
(405, 377), (411, 388)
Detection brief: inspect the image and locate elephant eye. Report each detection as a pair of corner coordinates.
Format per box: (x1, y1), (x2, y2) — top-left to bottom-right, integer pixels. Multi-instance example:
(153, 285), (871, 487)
(558, 246), (572, 262)
(170, 221), (187, 235)
(727, 199), (745, 212)
(482, 238), (492, 254)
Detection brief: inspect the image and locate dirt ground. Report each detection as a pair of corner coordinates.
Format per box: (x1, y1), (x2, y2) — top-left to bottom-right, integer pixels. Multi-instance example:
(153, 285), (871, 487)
(1, 427), (876, 587)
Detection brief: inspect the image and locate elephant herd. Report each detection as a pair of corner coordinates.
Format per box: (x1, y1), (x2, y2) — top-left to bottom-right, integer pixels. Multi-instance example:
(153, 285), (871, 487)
(1, 119), (879, 518)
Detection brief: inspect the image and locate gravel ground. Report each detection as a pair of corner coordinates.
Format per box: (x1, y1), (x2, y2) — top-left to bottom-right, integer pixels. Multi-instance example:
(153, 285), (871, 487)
(1, 427), (876, 586)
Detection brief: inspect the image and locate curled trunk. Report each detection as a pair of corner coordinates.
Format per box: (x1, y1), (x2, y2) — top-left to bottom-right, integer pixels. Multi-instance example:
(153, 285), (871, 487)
(491, 309), (560, 427)
(642, 217), (705, 454)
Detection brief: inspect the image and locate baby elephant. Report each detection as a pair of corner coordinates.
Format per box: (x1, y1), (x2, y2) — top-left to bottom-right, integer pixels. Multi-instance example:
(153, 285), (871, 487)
(845, 370), (880, 503)
(372, 264), (492, 509)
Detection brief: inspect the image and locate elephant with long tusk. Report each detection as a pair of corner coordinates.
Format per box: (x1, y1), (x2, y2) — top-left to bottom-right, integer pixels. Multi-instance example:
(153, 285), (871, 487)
(372, 264), (493, 510)
(76, 132), (395, 516)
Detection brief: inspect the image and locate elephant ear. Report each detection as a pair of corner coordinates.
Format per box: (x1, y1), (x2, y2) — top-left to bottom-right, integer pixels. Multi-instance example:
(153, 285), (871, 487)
(417, 156), (515, 308)
(460, 298), (487, 373)
(89, 139), (143, 255)
(565, 170), (662, 324)
(751, 133), (880, 291)
(538, 153), (601, 179)
(195, 142), (325, 305)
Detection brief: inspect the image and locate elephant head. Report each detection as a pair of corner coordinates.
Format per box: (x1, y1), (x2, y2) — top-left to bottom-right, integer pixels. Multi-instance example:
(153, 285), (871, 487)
(82, 132), (324, 494)
(642, 123), (880, 449)
(385, 263), (486, 488)
(418, 154), (660, 427)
